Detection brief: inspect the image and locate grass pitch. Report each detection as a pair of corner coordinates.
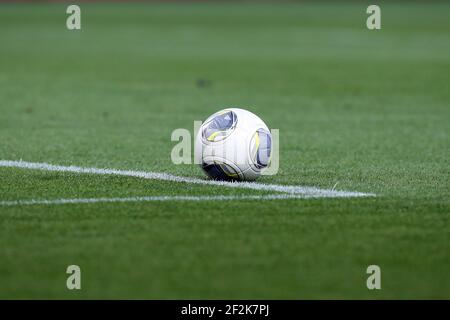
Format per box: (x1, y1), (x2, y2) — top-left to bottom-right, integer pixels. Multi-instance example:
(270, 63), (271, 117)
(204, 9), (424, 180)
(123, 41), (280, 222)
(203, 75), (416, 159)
(0, 2), (449, 299)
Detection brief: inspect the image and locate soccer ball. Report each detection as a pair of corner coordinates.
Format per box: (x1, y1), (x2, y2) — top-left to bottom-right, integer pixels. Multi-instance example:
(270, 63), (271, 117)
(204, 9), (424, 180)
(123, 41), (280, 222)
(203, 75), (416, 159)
(195, 108), (272, 181)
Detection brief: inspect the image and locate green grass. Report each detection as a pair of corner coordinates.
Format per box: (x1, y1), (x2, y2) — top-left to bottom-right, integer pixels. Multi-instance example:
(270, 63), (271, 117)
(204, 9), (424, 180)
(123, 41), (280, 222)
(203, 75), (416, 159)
(0, 2), (449, 299)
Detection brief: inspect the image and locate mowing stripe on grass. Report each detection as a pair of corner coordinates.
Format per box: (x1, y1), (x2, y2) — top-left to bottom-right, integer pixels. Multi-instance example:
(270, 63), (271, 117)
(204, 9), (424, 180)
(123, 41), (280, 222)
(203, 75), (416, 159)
(0, 194), (340, 206)
(0, 160), (375, 200)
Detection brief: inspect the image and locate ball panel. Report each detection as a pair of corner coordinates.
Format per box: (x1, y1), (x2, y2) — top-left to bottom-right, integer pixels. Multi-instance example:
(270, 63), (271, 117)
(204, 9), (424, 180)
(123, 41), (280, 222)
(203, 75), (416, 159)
(201, 110), (237, 143)
(201, 161), (241, 181)
(255, 129), (272, 169)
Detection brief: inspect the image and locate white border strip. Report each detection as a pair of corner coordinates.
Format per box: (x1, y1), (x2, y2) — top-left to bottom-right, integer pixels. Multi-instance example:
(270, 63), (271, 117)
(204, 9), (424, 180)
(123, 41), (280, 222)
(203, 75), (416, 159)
(0, 160), (375, 204)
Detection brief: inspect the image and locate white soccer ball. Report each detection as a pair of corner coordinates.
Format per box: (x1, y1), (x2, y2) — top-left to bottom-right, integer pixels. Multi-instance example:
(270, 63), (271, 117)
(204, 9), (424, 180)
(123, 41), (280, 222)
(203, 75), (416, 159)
(195, 108), (272, 181)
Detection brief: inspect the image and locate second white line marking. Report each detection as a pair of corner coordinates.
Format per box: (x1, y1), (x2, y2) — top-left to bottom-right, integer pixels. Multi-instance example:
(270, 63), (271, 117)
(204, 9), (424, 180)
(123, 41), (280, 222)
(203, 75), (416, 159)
(0, 194), (339, 206)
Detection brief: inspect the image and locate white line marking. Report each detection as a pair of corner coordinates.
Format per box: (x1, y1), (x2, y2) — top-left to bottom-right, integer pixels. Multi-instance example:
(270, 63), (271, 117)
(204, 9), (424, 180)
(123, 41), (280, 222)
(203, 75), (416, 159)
(0, 194), (332, 207)
(0, 160), (375, 201)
